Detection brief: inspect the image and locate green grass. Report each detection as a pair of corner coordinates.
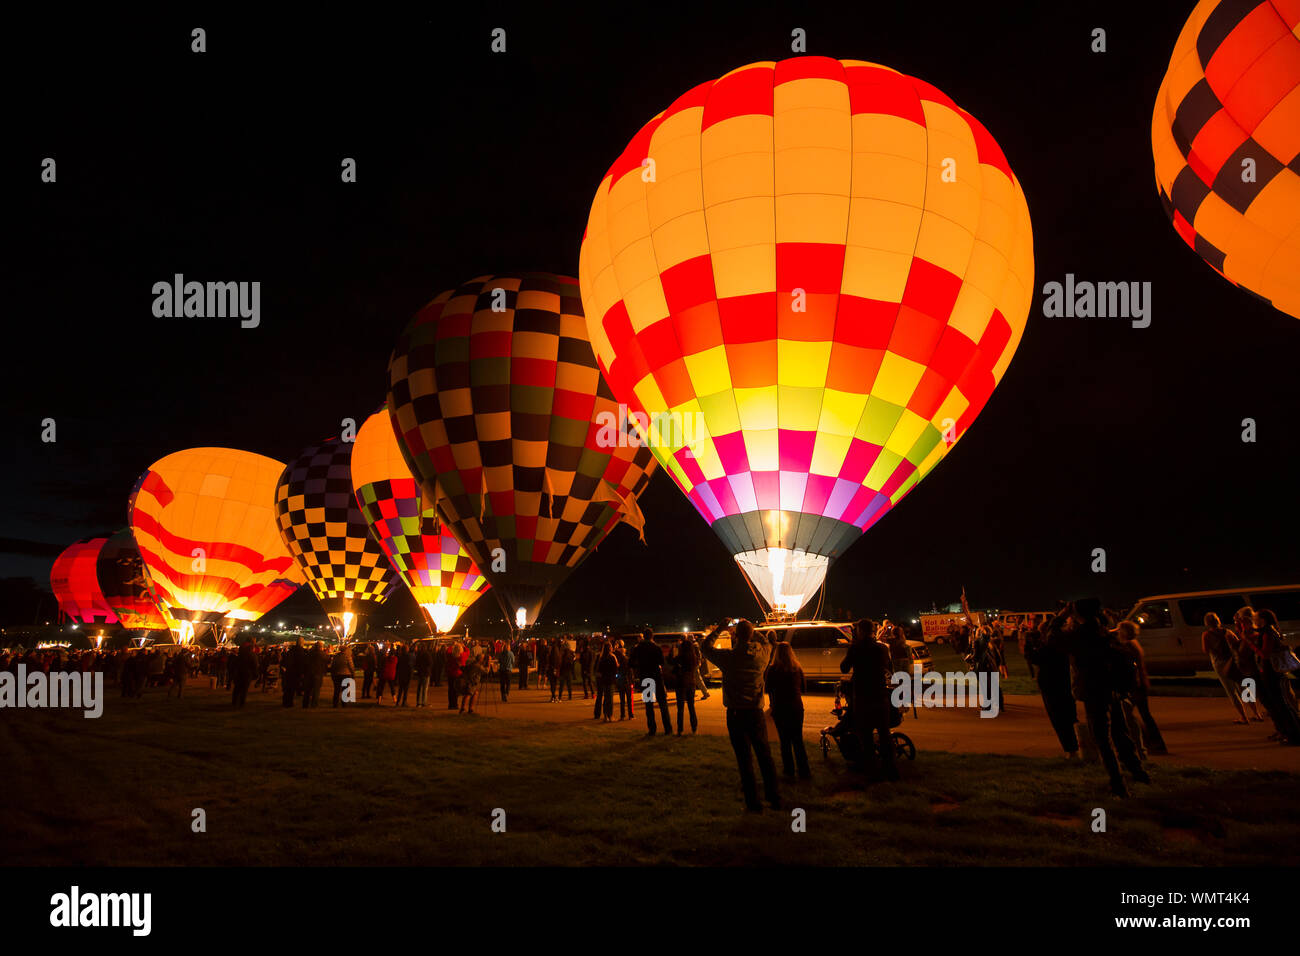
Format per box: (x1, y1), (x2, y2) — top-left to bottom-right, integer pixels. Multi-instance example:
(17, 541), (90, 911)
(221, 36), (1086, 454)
(2, 687), (1295, 867)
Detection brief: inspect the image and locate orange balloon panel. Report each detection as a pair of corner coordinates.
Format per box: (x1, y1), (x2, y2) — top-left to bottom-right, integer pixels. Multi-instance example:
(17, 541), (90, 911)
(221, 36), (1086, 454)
(580, 58), (1033, 597)
(128, 448), (305, 627)
(1152, 0), (1300, 317)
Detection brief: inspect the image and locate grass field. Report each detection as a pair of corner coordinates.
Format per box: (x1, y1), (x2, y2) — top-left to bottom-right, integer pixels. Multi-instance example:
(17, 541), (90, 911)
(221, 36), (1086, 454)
(2, 684), (1296, 867)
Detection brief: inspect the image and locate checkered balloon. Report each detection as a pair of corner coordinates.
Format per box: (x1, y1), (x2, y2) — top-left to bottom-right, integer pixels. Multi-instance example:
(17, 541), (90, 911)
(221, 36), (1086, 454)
(1153, 0), (1300, 318)
(579, 57), (1034, 613)
(350, 408), (488, 634)
(387, 273), (658, 627)
(274, 438), (397, 638)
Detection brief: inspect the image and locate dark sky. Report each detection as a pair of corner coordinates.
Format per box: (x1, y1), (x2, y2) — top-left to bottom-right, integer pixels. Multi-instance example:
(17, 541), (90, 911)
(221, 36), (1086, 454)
(7, 3), (1298, 631)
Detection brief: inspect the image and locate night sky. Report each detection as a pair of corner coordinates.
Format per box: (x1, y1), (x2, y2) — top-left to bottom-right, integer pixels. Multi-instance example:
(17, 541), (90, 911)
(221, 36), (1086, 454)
(7, 3), (1298, 632)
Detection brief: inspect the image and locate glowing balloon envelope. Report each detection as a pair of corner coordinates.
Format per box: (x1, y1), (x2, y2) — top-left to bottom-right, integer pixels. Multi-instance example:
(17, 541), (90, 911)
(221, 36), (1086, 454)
(350, 408), (487, 634)
(51, 536), (118, 625)
(1152, 0), (1300, 318)
(386, 273), (658, 627)
(95, 528), (169, 631)
(275, 438), (397, 639)
(128, 447), (305, 642)
(579, 57), (1034, 613)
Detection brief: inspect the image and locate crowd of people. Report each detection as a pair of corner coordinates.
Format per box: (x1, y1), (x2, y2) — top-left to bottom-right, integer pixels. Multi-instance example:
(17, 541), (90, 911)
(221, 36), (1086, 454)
(6, 600), (1295, 812)
(1002, 600), (1299, 798)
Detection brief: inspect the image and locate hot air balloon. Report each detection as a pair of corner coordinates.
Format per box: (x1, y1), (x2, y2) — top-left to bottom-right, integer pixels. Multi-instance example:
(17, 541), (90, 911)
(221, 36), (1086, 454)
(95, 528), (170, 632)
(51, 536), (118, 625)
(387, 273), (658, 628)
(275, 438), (397, 640)
(1152, 0), (1300, 318)
(579, 58), (1034, 615)
(128, 448), (305, 644)
(350, 408), (488, 634)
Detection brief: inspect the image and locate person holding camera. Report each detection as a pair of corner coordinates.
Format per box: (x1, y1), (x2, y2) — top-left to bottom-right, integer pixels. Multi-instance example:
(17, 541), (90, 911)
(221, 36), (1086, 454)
(701, 619), (781, 812)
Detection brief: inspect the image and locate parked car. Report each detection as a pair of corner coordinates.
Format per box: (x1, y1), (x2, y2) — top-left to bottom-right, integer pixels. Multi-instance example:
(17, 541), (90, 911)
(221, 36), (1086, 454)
(750, 620), (933, 683)
(1125, 584), (1300, 676)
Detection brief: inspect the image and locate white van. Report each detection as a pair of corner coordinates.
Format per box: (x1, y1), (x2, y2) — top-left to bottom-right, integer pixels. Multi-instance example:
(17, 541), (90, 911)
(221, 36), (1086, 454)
(1124, 585), (1300, 676)
(751, 621), (933, 683)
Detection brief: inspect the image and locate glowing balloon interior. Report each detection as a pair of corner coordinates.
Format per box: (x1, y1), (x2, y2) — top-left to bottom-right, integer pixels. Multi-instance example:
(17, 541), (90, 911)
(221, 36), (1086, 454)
(386, 272), (658, 627)
(350, 408), (488, 634)
(580, 57), (1034, 612)
(128, 447), (305, 640)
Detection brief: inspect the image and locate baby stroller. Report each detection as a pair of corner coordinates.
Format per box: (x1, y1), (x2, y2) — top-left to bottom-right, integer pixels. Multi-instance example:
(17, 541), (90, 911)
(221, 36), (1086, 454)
(261, 662), (280, 693)
(820, 679), (916, 764)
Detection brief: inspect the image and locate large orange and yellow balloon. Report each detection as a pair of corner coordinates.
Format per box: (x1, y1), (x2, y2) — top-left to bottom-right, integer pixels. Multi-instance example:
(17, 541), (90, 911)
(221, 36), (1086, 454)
(128, 448), (305, 643)
(351, 409), (488, 634)
(1152, 0), (1300, 318)
(580, 57), (1034, 613)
